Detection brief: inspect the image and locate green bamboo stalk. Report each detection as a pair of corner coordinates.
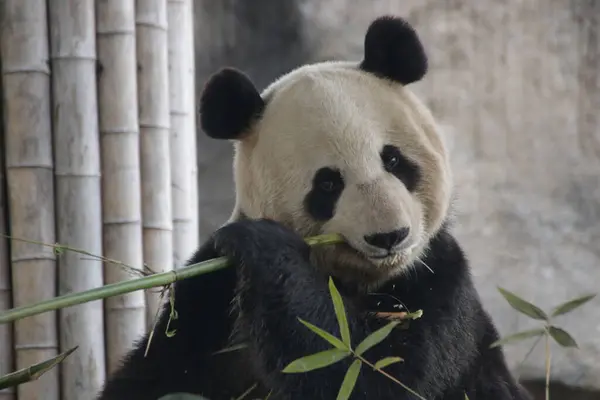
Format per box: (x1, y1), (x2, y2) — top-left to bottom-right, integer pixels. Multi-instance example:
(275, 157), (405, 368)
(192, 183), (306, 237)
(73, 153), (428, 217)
(0, 233), (344, 324)
(0, 346), (78, 390)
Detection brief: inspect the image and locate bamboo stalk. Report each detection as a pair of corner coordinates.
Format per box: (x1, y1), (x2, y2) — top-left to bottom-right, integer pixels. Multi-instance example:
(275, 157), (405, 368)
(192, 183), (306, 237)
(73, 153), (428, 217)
(48, 1), (106, 398)
(0, 46), (15, 400)
(0, 233), (344, 324)
(0, 346), (77, 392)
(136, 0), (174, 326)
(167, 0), (199, 268)
(96, 0), (147, 374)
(0, 1), (59, 399)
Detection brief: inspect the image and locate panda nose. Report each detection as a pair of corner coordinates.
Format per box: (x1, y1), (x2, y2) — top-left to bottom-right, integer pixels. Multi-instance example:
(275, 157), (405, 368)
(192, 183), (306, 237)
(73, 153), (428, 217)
(364, 228), (410, 250)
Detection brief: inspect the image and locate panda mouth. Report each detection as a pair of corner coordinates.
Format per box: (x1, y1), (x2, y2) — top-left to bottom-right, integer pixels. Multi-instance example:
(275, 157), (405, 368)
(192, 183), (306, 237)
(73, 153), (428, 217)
(368, 252), (395, 260)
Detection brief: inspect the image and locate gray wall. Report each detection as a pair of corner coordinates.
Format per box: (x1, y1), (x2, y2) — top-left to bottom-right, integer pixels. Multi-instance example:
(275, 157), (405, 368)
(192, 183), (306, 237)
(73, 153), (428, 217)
(193, 0), (600, 393)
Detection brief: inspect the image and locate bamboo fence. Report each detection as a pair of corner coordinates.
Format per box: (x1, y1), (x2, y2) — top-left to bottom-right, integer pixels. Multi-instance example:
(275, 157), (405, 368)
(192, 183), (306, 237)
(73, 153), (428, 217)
(0, 47), (14, 400)
(168, 0), (198, 268)
(0, 0), (199, 398)
(96, 0), (147, 374)
(136, 0), (174, 327)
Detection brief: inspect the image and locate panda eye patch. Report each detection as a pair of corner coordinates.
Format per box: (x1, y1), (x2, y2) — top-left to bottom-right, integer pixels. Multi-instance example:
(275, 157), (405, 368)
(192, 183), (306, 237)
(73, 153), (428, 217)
(304, 167), (344, 221)
(380, 145), (421, 192)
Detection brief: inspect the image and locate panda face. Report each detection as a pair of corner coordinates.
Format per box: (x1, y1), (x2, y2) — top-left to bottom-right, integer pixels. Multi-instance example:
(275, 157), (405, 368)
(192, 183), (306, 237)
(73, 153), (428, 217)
(200, 16), (453, 285)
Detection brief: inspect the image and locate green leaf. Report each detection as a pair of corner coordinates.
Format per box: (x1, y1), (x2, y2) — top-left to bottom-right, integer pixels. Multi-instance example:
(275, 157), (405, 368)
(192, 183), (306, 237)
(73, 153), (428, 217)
(298, 318), (349, 350)
(548, 326), (578, 348)
(374, 356), (403, 370)
(355, 320), (400, 356)
(465, 393), (470, 400)
(336, 359), (362, 400)
(489, 328), (546, 348)
(328, 277), (351, 347)
(282, 348), (350, 373)
(0, 346), (78, 390)
(497, 287), (548, 320)
(551, 293), (597, 317)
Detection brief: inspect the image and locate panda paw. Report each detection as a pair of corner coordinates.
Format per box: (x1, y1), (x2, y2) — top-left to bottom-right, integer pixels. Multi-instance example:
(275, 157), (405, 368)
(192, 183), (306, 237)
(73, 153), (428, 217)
(212, 218), (311, 276)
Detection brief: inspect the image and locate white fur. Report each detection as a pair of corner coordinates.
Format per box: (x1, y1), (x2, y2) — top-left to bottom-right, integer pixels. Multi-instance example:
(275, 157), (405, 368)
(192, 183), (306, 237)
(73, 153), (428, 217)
(228, 61), (453, 288)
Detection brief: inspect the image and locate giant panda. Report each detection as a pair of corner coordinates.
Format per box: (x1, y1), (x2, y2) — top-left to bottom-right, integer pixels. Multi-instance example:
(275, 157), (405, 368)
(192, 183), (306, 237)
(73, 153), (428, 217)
(98, 15), (532, 400)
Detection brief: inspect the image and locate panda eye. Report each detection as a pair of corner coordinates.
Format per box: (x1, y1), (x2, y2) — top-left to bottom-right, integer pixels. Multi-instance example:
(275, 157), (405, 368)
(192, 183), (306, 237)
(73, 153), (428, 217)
(380, 145), (421, 192)
(383, 154), (399, 171)
(312, 167), (344, 194)
(319, 181), (335, 192)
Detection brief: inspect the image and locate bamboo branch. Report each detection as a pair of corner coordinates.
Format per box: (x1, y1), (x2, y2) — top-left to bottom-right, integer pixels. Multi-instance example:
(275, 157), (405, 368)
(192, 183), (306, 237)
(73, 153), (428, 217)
(0, 233), (344, 324)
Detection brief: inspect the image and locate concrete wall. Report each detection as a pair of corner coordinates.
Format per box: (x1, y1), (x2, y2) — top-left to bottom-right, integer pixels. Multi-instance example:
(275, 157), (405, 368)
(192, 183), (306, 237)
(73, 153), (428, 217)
(193, 0), (600, 393)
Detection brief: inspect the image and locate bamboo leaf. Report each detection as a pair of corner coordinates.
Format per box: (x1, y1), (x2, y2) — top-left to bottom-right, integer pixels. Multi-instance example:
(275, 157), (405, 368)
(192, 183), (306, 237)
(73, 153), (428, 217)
(328, 277), (351, 347)
(298, 318), (349, 350)
(548, 326), (578, 348)
(551, 294), (597, 317)
(374, 356), (403, 370)
(336, 359), (362, 400)
(282, 348), (350, 373)
(497, 287), (548, 321)
(0, 346), (78, 390)
(355, 321), (400, 356)
(489, 328), (546, 348)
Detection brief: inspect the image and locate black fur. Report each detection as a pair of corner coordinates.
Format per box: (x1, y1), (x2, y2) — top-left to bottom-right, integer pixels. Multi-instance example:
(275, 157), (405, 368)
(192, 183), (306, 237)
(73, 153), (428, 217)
(381, 144), (421, 192)
(97, 219), (532, 400)
(360, 16), (428, 85)
(304, 167), (345, 221)
(199, 67), (265, 140)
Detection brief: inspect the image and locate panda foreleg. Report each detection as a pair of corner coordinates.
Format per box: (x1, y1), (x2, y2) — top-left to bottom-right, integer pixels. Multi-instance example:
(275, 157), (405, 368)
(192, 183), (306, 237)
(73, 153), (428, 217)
(213, 218), (437, 400)
(96, 238), (239, 400)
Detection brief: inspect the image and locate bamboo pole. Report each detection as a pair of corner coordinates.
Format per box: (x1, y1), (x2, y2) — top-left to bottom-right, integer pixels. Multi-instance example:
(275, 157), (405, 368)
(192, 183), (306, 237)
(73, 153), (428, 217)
(96, 0), (147, 374)
(0, 1), (59, 399)
(0, 50), (15, 400)
(0, 233), (343, 324)
(136, 0), (174, 326)
(48, 1), (106, 398)
(167, 0), (199, 268)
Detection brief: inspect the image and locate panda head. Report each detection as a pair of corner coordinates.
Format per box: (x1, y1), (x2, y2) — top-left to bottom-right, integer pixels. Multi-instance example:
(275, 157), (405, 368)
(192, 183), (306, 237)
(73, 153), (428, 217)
(200, 16), (453, 287)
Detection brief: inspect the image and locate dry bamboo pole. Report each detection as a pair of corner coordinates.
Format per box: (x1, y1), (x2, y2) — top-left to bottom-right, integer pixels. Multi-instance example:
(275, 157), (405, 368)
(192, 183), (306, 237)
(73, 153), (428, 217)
(48, 1), (106, 398)
(0, 1), (59, 399)
(0, 52), (15, 400)
(96, 0), (148, 374)
(136, 0), (174, 326)
(167, 0), (199, 267)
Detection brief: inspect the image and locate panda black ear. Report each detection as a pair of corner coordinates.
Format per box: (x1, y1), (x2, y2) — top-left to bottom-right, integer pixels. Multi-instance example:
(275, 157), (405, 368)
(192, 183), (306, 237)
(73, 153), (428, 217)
(360, 16), (428, 85)
(199, 68), (265, 140)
